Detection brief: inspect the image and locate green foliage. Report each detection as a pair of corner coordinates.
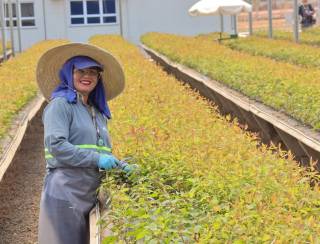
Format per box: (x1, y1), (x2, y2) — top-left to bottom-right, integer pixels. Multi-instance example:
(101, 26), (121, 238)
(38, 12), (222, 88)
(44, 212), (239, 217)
(141, 32), (320, 131)
(89, 35), (320, 242)
(255, 29), (320, 47)
(221, 35), (320, 68)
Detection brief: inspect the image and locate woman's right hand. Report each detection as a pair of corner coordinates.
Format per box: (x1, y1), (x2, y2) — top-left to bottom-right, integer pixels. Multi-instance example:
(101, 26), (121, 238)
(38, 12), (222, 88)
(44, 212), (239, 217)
(97, 154), (119, 170)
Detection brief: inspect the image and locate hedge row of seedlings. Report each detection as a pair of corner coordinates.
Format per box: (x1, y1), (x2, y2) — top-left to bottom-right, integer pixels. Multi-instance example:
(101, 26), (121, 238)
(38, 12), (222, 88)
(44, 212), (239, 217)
(141, 32), (320, 131)
(89, 35), (320, 243)
(255, 29), (320, 47)
(221, 35), (320, 68)
(0, 40), (68, 140)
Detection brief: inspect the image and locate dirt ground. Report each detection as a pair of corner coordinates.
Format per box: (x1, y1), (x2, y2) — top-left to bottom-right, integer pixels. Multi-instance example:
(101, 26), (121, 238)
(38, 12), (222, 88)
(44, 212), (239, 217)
(0, 109), (45, 244)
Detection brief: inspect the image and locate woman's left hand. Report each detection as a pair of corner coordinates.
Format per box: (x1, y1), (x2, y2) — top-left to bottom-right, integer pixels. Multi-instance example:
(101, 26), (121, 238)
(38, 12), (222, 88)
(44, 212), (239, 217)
(123, 164), (139, 174)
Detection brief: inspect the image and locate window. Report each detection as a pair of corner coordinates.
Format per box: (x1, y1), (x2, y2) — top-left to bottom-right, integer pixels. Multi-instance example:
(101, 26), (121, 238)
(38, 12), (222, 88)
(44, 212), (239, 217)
(69, 0), (117, 25)
(5, 3), (17, 27)
(102, 0), (115, 14)
(4, 2), (35, 27)
(20, 3), (35, 26)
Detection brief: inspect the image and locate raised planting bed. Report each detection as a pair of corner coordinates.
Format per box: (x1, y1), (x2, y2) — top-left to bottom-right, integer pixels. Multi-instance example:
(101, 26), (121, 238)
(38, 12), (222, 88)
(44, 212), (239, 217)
(0, 105), (47, 243)
(255, 29), (320, 46)
(218, 35), (320, 68)
(0, 94), (44, 181)
(0, 40), (68, 181)
(141, 43), (320, 167)
(141, 32), (320, 132)
(0, 40), (69, 141)
(88, 35), (320, 243)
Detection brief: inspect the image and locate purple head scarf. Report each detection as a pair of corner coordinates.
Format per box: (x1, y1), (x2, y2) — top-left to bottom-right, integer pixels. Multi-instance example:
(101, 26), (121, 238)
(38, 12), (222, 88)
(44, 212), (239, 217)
(51, 56), (111, 119)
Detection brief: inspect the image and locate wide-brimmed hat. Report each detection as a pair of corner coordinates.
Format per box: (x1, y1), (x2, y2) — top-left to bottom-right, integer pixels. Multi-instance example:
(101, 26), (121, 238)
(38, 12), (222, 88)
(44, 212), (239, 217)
(36, 43), (125, 101)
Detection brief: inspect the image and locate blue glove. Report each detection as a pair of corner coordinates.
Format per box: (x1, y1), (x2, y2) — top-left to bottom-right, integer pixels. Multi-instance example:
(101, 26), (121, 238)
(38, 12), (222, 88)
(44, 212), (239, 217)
(122, 164), (139, 174)
(97, 154), (119, 170)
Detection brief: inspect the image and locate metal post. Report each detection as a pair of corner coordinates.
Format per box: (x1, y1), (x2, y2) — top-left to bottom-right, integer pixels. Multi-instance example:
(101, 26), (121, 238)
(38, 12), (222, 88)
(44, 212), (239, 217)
(318, 0), (320, 24)
(268, 0), (273, 38)
(8, 0), (15, 56)
(42, 0), (47, 40)
(248, 0), (253, 35)
(220, 14), (224, 39)
(293, 0), (299, 43)
(233, 15), (238, 35)
(119, 0), (123, 37)
(16, 0), (21, 52)
(0, 0), (6, 60)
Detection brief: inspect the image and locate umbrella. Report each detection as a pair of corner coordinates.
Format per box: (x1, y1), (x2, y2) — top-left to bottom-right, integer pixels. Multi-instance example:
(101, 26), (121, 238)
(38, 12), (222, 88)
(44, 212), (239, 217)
(189, 0), (252, 39)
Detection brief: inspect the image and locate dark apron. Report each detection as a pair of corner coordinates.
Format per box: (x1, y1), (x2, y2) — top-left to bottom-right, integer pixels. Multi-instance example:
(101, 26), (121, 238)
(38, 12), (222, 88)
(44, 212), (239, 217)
(38, 168), (100, 244)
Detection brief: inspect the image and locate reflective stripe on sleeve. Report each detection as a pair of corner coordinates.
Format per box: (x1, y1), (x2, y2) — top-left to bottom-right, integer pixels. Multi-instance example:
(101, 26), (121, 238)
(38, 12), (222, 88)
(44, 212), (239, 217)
(44, 145), (112, 159)
(75, 144), (111, 152)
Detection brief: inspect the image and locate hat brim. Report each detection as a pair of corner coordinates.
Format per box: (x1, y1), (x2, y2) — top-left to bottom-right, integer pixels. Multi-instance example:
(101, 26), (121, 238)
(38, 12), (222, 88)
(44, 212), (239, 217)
(36, 43), (125, 102)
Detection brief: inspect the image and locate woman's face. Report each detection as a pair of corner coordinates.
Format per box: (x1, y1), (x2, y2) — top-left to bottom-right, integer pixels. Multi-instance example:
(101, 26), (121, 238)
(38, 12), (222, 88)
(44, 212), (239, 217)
(73, 67), (100, 96)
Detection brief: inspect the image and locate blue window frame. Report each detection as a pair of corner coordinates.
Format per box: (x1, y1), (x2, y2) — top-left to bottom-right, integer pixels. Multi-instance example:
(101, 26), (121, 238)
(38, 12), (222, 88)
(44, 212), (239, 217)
(69, 0), (117, 25)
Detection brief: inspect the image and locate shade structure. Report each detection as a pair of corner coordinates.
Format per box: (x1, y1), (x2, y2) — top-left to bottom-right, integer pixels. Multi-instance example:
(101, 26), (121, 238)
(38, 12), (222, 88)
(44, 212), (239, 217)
(189, 0), (252, 16)
(189, 0), (252, 40)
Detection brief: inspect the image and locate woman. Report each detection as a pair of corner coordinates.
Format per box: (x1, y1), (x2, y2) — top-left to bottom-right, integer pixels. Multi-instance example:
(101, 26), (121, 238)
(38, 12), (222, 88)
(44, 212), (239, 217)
(36, 43), (131, 244)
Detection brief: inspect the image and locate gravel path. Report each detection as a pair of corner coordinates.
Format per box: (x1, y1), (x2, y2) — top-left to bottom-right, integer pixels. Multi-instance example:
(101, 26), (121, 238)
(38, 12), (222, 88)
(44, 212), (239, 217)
(0, 109), (45, 244)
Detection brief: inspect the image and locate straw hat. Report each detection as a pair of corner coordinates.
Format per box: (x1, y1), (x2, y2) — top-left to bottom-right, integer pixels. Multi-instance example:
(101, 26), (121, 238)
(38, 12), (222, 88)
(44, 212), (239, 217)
(36, 43), (125, 101)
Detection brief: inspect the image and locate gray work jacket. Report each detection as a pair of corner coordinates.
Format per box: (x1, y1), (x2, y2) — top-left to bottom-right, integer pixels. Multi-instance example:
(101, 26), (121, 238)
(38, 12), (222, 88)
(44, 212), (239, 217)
(42, 96), (112, 211)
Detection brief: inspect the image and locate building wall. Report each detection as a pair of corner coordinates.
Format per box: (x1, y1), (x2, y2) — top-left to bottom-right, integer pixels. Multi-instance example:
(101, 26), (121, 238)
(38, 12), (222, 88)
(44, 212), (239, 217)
(44, 0), (121, 43)
(43, 0), (67, 40)
(5, 0), (236, 51)
(66, 23), (120, 43)
(5, 0), (122, 51)
(123, 0), (233, 44)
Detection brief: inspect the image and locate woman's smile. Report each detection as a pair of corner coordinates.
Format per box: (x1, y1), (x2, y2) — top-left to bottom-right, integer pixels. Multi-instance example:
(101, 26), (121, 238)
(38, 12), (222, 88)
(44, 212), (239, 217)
(79, 78), (93, 85)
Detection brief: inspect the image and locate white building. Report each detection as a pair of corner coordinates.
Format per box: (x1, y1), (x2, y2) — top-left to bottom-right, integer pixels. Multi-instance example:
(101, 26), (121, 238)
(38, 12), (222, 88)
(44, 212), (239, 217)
(2, 0), (235, 52)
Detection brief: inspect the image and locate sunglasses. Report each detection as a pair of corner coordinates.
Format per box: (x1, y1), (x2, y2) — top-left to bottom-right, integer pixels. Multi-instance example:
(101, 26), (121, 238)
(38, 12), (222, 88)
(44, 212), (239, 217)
(74, 68), (101, 78)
